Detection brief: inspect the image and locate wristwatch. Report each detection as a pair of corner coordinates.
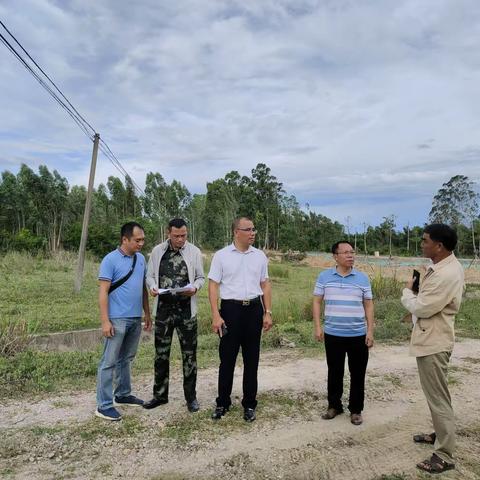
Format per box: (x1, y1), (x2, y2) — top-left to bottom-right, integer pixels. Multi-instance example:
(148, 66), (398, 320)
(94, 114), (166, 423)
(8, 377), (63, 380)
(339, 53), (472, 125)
(265, 309), (272, 315)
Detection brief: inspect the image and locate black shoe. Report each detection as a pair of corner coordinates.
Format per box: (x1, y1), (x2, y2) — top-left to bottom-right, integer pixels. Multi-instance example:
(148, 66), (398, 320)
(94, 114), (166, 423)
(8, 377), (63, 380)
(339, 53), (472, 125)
(142, 398), (168, 410)
(187, 399), (200, 413)
(243, 408), (256, 422)
(211, 406), (229, 420)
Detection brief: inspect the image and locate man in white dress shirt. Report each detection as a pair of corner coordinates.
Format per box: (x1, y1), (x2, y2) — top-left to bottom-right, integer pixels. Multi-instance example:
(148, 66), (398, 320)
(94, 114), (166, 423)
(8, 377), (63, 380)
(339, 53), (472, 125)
(208, 217), (272, 422)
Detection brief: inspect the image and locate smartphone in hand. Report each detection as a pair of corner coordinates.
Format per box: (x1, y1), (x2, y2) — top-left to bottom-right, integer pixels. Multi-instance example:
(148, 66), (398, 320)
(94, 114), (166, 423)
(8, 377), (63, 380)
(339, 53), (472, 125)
(218, 323), (228, 338)
(412, 269), (420, 294)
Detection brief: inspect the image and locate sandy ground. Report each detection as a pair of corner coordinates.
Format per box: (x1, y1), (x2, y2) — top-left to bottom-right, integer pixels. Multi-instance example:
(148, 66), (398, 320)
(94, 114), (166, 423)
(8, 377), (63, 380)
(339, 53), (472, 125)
(1, 340), (480, 480)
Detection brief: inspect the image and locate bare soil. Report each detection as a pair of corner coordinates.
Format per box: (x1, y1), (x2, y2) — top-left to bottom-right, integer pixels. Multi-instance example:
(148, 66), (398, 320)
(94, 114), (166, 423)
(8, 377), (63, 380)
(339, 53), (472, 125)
(1, 340), (480, 480)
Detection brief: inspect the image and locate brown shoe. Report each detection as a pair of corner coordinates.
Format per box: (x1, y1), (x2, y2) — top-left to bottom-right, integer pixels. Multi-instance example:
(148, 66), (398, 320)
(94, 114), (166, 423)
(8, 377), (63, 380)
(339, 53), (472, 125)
(350, 413), (363, 425)
(322, 408), (343, 420)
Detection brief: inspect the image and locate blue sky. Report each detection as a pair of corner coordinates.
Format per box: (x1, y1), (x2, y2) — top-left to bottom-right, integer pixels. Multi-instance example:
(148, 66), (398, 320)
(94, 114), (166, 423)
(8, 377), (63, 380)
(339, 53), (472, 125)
(1, 0), (480, 231)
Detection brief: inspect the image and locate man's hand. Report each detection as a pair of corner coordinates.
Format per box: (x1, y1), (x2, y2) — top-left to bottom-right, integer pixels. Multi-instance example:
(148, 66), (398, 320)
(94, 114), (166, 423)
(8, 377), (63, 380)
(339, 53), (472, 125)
(212, 313), (225, 336)
(150, 287), (159, 297)
(314, 325), (324, 342)
(263, 312), (272, 332)
(405, 277), (414, 291)
(366, 329), (374, 348)
(180, 287), (197, 297)
(144, 315), (152, 332)
(102, 320), (114, 337)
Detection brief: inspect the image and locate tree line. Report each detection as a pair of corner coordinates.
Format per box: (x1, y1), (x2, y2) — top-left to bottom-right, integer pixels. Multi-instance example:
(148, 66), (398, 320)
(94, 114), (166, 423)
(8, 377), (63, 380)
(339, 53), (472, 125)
(1, 164), (479, 258)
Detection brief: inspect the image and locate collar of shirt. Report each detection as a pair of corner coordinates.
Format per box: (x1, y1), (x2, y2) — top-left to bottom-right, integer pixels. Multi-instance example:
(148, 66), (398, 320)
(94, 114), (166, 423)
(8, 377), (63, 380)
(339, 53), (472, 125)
(229, 242), (254, 254)
(427, 253), (456, 273)
(117, 247), (134, 257)
(333, 266), (356, 277)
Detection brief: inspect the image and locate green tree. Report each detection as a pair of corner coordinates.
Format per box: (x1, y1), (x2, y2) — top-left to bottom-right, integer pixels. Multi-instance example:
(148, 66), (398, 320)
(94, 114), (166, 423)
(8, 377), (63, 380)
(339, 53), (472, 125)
(429, 175), (479, 255)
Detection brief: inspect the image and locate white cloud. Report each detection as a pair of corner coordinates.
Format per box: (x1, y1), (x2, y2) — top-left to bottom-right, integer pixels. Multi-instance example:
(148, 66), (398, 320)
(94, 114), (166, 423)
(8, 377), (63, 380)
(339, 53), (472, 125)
(1, 0), (480, 227)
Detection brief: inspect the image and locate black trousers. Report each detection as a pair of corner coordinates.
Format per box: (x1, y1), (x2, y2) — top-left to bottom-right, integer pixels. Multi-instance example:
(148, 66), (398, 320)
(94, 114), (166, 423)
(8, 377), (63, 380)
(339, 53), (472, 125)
(216, 300), (263, 410)
(324, 333), (369, 414)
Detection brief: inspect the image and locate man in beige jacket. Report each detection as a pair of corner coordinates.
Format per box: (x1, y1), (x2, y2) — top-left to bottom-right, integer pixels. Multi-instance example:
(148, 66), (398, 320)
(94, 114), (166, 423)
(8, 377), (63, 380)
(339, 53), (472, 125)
(401, 223), (464, 474)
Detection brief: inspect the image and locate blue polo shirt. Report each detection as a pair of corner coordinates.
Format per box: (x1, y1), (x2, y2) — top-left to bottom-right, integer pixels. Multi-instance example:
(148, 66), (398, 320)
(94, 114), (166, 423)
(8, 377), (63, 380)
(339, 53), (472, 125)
(98, 249), (146, 319)
(313, 267), (373, 337)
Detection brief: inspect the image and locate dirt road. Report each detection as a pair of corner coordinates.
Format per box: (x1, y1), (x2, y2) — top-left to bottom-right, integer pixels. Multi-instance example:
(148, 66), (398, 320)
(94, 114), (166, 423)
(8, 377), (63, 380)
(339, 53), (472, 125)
(1, 340), (479, 479)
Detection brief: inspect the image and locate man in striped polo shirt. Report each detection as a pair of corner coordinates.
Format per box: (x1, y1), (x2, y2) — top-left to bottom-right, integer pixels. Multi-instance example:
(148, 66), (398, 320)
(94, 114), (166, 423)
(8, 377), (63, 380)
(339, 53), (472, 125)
(313, 240), (374, 425)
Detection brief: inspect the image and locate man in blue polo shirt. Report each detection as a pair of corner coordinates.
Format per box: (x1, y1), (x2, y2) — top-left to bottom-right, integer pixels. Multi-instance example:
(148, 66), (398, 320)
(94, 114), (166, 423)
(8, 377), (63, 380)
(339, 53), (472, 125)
(313, 240), (374, 425)
(95, 222), (152, 421)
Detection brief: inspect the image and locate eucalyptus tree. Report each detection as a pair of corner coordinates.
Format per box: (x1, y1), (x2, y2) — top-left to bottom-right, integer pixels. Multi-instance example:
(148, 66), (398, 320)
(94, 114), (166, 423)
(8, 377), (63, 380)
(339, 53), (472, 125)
(429, 175), (479, 255)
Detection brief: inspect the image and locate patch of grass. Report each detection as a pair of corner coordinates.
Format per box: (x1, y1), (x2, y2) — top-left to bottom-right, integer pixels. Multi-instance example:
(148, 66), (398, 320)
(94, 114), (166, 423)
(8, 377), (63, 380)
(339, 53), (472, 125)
(94, 464), (113, 477)
(456, 298), (480, 338)
(0, 251), (100, 334)
(370, 271), (403, 300)
(0, 348), (99, 396)
(383, 374), (403, 387)
(162, 390), (322, 445)
(72, 415), (146, 441)
(51, 399), (74, 409)
(0, 467), (15, 477)
(269, 264), (290, 279)
(447, 373), (460, 386)
(374, 300), (411, 342)
(30, 425), (66, 436)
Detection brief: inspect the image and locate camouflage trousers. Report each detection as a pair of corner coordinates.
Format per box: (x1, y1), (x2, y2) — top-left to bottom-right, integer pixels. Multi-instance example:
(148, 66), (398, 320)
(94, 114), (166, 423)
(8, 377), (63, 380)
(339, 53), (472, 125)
(153, 302), (197, 403)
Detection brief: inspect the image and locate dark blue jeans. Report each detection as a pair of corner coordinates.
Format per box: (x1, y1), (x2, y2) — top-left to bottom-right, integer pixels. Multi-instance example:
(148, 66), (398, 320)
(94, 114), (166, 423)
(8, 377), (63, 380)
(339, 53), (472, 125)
(324, 333), (369, 414)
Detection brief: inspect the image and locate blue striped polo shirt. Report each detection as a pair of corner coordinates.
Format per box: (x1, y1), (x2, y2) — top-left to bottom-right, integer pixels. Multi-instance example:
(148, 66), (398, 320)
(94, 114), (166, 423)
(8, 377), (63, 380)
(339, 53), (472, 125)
(313, 267), (373, 337)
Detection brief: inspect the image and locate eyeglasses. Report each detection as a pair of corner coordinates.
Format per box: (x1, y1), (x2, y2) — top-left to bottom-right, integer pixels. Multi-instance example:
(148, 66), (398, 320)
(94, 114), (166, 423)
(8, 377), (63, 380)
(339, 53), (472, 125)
(237, 228), (257, 233)
(336, 251), (355, 255)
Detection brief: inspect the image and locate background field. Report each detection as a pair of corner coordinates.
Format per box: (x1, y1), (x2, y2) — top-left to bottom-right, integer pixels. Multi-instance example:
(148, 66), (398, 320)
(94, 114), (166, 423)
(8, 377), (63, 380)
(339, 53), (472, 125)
(1, 251), (479, 398)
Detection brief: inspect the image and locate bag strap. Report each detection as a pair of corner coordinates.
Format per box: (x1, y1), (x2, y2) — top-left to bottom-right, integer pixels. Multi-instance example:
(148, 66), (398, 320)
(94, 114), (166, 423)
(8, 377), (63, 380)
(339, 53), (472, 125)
(108, 253), (137, 295)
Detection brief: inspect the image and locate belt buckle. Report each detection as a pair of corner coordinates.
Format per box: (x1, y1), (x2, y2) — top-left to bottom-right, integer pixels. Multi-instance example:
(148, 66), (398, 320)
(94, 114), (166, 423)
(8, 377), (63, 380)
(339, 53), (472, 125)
(242, 300), (250, 306)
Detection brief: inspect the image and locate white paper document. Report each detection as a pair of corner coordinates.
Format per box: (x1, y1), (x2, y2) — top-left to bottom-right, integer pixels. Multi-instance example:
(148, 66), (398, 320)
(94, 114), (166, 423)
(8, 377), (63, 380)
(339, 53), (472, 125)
(154, 284), (195, 295)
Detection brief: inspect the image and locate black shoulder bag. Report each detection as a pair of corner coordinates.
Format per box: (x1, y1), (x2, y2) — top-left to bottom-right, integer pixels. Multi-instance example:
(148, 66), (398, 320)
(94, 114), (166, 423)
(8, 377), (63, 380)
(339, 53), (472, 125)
(108, 253), (138, 294)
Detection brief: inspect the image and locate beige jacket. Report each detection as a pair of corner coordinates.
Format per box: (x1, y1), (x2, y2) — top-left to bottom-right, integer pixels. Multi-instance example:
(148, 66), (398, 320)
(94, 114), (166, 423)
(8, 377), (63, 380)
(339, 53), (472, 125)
(146, 240), (205, 317)
(401, 254), (464, 357)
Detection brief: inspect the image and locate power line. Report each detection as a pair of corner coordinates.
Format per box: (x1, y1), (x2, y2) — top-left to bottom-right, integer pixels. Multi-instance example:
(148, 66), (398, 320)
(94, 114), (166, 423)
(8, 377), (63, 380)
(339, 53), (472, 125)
(0, 19), (97, 136)
(0, 32), (95, 141)
(0, 19), (144, 195)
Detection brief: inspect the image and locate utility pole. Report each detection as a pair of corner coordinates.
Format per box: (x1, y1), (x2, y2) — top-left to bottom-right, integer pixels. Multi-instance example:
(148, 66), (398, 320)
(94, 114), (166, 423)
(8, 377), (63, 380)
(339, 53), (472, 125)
(406, 221), (410, 253)
(74, 133), (100, 292)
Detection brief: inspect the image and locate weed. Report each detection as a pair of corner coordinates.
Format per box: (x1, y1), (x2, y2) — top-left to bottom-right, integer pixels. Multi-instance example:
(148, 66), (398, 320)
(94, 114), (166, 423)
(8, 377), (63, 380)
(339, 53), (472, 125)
(370, 271), (403, 300)
(269, 264), (290, 279)
(383, 374), (403, 387)
(30, 425), (65, 436)
(0, 317), (35, 357)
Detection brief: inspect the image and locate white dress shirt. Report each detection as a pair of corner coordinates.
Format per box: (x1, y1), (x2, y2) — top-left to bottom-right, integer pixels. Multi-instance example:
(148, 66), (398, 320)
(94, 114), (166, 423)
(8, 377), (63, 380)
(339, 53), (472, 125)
(208, 243), (269, 300)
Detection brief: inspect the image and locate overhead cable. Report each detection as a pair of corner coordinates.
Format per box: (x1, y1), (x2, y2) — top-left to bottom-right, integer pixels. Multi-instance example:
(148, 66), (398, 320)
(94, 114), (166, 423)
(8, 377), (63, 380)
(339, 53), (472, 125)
(0, 19), (143, 195)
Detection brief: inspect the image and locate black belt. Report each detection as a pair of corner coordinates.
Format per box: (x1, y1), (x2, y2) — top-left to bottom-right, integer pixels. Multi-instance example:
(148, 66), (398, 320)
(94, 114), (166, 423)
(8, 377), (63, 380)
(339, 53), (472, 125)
(222, 296), (262, 306)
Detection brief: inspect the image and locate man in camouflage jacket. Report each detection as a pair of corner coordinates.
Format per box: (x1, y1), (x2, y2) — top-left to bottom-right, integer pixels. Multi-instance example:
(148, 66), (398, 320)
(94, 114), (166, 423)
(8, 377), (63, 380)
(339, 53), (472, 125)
(144, 218), (205, 412)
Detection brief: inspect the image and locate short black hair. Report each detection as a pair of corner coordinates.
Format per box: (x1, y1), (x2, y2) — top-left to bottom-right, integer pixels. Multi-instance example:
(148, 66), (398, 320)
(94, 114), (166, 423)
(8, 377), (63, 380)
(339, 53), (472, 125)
(120, 221), (144, 240)
(168, 218), (187, 230)
(331, 240), (354, 254)
(424, 224), (457, 251)
(231, 216), (253, 234)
